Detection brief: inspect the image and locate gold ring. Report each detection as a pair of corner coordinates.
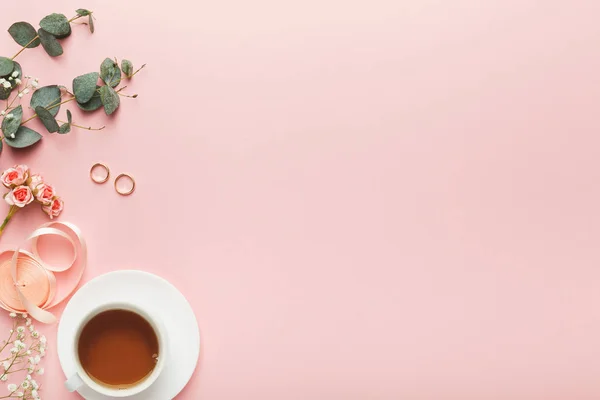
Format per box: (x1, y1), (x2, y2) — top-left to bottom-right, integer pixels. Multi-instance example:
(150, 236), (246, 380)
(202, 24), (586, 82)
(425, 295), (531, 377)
(114, 173), (135, 196)
(90, 163), (110, 184)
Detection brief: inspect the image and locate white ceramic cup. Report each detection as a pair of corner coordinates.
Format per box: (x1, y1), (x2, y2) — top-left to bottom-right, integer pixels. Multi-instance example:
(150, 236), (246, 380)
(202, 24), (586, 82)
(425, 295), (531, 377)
(64, 302), (168, 397)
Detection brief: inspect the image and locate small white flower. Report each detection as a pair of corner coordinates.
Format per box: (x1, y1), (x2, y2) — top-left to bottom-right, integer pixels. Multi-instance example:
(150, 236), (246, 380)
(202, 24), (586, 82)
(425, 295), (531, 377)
(11, 70), (19, 78)
(21, 313), (27, 318)
(10, 347), (17, 354)
(27, 366), (34, 374)
(0, 78), (5, 84)
(7, 383), (17, 392)
(39, 348), (45, 357)
(17, 93), (23, 98)
(26, 375), (31, 381)
(28, 357), (34, 365)
(1, 375), (7, 381)
(15, 340), (25, 350)
(25, 319), (31, 326)
(8, 312), (16, 318)
(28, 325), (34, 332)
(16, 327), (24, 334)
(35, 368), (43, 375)
(21, 380), (29, 389)
(31, 331), (39, 338)
(2, 362), (9, 370)
(8, 77), (12, 81)
(9, 134), (15, 139)
(4, 114), (12, 120)
(33, 355), (40, 365)
(8, 329), (13, 334)
(0, 111), (5, 116)
(22, 88), (28, 94)
(14, 392), (23, 397)
(39, 336), (46, 344)
(25, 350), (31, 355)
(30, 379), (38, 389)
(31, 389), (39, 399)
(2, 81), (10, 88)
(15, 79), (21, 85)
(31, 80), (39, 89)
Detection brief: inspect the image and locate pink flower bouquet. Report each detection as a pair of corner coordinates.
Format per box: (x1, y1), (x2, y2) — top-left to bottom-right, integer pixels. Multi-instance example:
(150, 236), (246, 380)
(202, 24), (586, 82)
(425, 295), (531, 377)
(0, 165), (63, 236)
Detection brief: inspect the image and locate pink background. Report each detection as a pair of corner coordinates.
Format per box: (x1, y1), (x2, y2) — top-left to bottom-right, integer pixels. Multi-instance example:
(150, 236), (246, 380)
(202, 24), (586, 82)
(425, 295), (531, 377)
(2, 0), (600, 398)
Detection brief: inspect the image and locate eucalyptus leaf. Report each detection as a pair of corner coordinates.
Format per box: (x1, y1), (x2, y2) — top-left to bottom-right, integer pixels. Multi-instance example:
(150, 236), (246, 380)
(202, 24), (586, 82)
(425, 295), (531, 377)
(0, 57), (15, 77)
(54, 24), (72, 40)
(76, 9), (92, 16)
(100, 85), (120, 115)
(35, 106), (59, 133)
(30, 85), (61, 117)
(38, 29), (63, 57)
(39, 13), (70, 37)
(58, 123), (71, 134)
(73, 72), (99, 103)
(4, 126), (42, 149)
(77, 86), (102, 111)
(100, 58), (121, 87)
(89, 15), (94, 34)
(1, 105), (23, 137)
(0, 87), (10, 101)
(8, 22), (40, 48)
(67, 109), (72, 124)
(121, 60), (133, 78)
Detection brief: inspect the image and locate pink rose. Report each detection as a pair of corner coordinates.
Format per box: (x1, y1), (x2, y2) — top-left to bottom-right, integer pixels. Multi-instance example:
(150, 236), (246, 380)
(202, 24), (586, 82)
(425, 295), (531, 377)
(1, 165), (29, 188)
(42, 197), (63, 219)
(5, 186), (34, 208)
(34, 183), (55, 205)
(28, 174), (43, 191)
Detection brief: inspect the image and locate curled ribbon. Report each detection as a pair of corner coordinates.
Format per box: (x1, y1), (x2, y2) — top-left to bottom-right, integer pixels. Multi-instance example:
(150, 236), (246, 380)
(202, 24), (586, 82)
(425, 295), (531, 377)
(0, 222), (86, 324)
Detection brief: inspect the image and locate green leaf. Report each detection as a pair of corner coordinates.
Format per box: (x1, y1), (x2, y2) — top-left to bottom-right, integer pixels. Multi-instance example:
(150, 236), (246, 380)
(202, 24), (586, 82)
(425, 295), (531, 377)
(67, 109), (72, 124)
(30, 85), (61, 117)
(76, 9), (92, 16)
(8, 22), (40, 48)
(1, 105), (23, 137)
(100, 58), (121, 88)
(35, 106), (59, 133)
(121, 60), (133, 78)
(39, 13), (70, 37)
(77, 86), (102, 111)
(100, 85), (120, 115)
(0, 87), (10, 101)
(58, 123), (71, 134)
(0, 57), (15, 77)
(4, 126), (42, 149)
(73, 72), (99, 103)
(89, 15), (94, 34)
(38, 29), (63, 57)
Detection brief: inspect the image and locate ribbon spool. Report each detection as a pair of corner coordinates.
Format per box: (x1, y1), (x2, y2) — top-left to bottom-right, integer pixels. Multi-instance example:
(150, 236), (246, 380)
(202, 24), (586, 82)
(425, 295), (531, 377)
(0, 222), (86, 324)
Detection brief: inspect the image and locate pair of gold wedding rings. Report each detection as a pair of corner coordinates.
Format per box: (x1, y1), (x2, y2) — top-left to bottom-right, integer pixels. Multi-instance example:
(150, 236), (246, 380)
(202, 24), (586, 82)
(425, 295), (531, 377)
(90, 163), (135, 196)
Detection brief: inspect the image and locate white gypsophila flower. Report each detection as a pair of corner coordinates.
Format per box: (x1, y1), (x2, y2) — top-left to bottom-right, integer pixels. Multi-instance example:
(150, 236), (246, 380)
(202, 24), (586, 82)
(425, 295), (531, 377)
(10, 347), (18, 354)
(39, 336), (46, 344)
(35, 368), (43, 376)
(31, 331), (39, 338)
(23, 88), (29, 94)
(28, 357), (34, 365)
(31, 389), (39, 399)
(2, 361), (9, 370)
(2, 81), (10, 88)
(15, 340), (25, 350)
(4, 114), (12, 120)
(15, 391), (22, 397)
(8, 329), (13, 334)
(8, 312), (16, 318)
(8, 77), (12, 81)
(25, 319), (31, 326)
(33, 355), (40, 364)
(39, 348), (45, 357)
(28, 325), (34, 332)
(15, 78), (21, 85)
(31, 80), (39, 89)
(0, 111), (5, 116)
(21, 313), (27, 318)
(16, 327), (24, 334)
(26, 350), (31, 355)
(17, 93), (23, 98)
(7, 383), (16, 392)
(30, 380), (38, 389)
(9, 134), (15, 139)
(26, 375), (31, 381)
(16, 333), (24, 340)
(21, 380), (29, 389)
(11, 70), (19, 78)
(0, 78), (5, 84)
(27, 366), (34, 374)
(1, 375), (7, 381)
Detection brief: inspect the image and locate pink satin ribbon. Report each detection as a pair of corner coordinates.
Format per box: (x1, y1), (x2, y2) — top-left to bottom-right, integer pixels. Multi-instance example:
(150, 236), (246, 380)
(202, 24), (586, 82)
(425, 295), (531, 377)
(0, 222), (86, 324)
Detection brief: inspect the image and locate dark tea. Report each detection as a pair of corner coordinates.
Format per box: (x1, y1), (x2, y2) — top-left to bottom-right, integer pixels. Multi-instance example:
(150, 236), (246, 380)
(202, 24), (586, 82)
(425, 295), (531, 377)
(77, 309), (159, 388)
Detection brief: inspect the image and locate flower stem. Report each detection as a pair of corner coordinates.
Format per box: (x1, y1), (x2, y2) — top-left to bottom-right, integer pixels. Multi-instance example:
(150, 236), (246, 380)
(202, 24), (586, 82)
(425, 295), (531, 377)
(0, 206), (19, 237)
(20, 97), (76, 126)
(56, 119), (105, 131)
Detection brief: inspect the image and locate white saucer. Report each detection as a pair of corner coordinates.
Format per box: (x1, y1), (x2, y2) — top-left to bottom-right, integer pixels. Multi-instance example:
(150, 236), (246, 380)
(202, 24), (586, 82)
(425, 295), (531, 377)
(57, 270), (201, 400)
